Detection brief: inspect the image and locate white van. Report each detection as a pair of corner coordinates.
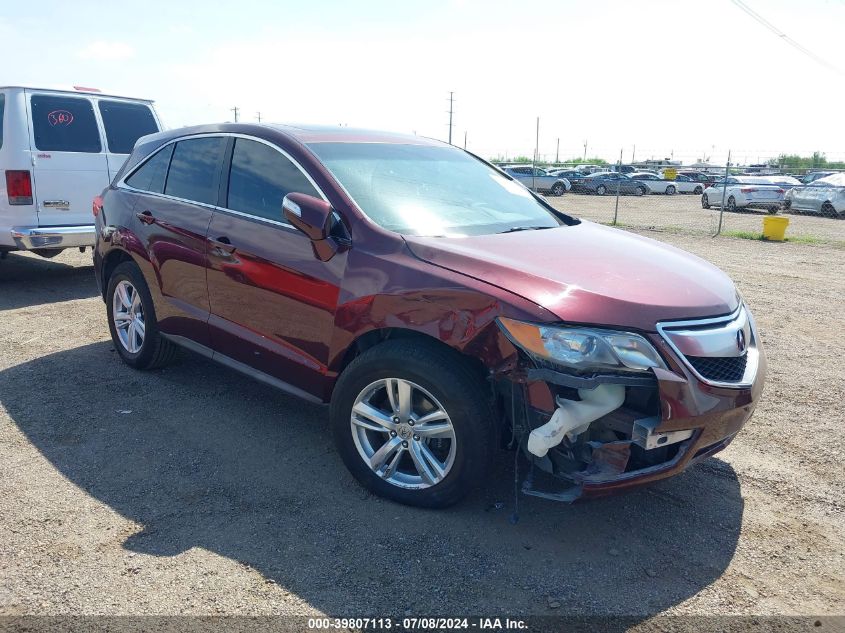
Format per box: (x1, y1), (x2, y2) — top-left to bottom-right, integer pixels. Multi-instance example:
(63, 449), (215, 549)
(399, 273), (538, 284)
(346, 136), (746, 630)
(0, 85), (162, 259)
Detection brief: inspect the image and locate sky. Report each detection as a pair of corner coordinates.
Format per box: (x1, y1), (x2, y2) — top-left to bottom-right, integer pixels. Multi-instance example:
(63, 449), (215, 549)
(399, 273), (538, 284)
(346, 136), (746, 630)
(2, 0), (844, 165)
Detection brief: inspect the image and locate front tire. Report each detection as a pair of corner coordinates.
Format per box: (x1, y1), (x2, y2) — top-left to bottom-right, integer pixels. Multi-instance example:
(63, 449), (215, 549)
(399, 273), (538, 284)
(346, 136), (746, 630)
(330, 340), (494, 508)
(701, 194), (711, 209)
(596, 185), (607, 196)
(106, 261), (176, 370)
(551, 182), (566, 196)
(665, 185), (676, 195)
(694, 185), (703, 195)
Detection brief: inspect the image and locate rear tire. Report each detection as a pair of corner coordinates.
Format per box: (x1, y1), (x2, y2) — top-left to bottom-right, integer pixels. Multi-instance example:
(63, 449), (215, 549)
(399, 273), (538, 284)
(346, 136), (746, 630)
(821, 202), (837, 218)
(726, 196), (737, 212)
(106, 261), (176, 370)
(665, 185), (676, 195)
(694, 186), (703, 195)
(330, 339), (494, 508)
(637, 186), (646, 196)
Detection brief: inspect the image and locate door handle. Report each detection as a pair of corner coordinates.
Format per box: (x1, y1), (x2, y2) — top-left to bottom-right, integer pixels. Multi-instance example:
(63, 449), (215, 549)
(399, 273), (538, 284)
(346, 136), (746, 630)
(210, 236), (237, 257)
(136, 210), (155, 225)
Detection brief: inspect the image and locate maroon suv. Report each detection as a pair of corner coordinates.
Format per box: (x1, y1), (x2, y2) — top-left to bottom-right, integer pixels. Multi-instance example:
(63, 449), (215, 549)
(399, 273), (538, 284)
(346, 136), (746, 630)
(93, 123), (766, 508)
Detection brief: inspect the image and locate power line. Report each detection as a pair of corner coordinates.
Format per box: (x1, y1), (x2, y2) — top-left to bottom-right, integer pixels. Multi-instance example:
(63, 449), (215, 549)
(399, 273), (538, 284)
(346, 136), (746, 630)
(730, 0), (844, 76)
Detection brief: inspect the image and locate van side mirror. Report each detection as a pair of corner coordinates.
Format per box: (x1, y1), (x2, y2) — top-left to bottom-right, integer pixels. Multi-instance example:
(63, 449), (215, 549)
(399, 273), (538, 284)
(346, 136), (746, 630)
(282, 192), (350, 261)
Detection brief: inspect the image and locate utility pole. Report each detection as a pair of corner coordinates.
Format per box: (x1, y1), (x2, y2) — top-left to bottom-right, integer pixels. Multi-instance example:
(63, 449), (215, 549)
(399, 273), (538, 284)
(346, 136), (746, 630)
(256, 112), (262, 123)
(463, 131), (467, 150)
(583, 140), (588, 162)
(447, 92), (454, 145)
(532, 117), (539, 191)
(231, 106), (240, 122)
(632, 144), (636, 163)
(555, 137), (560, 164)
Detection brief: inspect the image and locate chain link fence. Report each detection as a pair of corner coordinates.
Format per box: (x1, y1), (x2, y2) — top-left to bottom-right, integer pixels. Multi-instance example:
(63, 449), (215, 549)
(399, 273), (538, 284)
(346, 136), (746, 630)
(494, 159), (845, 244)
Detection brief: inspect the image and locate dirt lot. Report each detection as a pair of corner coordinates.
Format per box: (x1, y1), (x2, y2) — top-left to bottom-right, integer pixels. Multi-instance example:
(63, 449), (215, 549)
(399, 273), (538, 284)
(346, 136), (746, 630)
(0, 232), (843, 621)
(550, 192), (845, 243)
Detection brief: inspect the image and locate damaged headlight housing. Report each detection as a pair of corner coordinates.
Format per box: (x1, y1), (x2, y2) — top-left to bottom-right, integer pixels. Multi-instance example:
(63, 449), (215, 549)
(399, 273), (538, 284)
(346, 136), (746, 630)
(498, 317), (666, 373)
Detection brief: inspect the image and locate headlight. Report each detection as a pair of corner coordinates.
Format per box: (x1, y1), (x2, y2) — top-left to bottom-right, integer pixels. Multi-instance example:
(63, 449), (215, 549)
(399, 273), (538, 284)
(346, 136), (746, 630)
(498, 317), (666, 373)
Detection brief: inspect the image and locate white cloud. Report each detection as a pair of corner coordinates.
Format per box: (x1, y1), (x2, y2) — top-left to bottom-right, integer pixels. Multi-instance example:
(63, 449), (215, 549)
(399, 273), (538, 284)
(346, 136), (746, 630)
(77, 40), (135, 61)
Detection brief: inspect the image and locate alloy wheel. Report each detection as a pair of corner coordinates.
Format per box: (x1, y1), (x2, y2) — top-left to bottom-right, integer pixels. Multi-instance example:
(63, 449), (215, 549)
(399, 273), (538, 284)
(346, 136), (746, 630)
(350, 378), (456, 489)
(112, 280), (145, 354)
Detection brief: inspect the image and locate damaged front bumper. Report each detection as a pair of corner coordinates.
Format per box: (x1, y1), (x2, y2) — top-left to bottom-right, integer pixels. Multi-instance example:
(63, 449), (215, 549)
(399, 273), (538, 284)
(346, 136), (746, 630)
(498, 318), (766, 502)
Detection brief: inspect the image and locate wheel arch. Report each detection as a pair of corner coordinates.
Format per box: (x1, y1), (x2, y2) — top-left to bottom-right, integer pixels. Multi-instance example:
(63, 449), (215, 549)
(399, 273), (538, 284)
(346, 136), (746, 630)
(100, 248), (136, 299)
(335, 327), (490, 388)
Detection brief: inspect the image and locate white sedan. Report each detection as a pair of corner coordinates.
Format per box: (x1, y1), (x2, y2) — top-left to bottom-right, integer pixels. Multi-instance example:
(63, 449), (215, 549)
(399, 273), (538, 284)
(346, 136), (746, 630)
(784, 173), (845, 218)
(628, 172), (680, 195)
(700, 176), (785, 212)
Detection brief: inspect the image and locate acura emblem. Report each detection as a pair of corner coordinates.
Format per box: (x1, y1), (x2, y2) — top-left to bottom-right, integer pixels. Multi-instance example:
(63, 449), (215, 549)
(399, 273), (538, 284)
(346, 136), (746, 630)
(736, 329), (747, 354)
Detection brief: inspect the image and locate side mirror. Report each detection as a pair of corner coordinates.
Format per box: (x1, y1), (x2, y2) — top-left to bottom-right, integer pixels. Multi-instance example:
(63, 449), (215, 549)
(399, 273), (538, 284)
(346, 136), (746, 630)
(282, 192), (350, 262)
(283, 192), (333, 240)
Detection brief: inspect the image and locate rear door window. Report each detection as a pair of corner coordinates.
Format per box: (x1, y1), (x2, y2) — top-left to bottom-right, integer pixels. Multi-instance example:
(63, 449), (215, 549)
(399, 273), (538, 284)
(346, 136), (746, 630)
(125, 144), (174, 194)
(226, 138), (320, 221)
(98, 100), (159, 154)
(30, 95), (102, 153)
(164, 137), (226, 205)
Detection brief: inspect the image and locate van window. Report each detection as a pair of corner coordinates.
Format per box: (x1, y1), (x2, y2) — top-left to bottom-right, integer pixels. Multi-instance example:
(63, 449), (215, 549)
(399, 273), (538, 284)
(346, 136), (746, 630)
(0, 94), (5, 149)
(125, 144), (174, 194)
(227, 138), (319, 221)
(98, 100), (158, 154)
(164, 137), (225, 205)
(30, 95), (102, 153)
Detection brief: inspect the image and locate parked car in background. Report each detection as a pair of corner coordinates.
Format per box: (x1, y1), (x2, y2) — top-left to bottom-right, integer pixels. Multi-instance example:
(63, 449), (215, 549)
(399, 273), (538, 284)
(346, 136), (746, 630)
(700, 176), (785, 212)
(629, 172), (679, 195)
(547, 168), (585, 188)
(0, 85), (161, 259)
(573, 172), (647, 196)
(673, 174), (705, 194)
(761, 175), (801, 191)
(678, 171), (718, 187)
(784, 173), (845, 218)
(801, 171), (834, 185)
(94, 122), (765, 508)
(501, 166), (569, 195)
(609, 164), (637, 174)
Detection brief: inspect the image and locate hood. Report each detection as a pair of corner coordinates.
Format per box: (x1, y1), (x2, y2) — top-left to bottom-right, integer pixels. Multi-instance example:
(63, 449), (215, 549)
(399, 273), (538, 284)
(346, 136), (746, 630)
(404, 222), (738, 331)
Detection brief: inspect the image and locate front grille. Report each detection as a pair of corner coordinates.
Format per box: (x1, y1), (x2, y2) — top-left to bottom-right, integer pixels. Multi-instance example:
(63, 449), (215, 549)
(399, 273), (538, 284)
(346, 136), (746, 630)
(656, 305), (759, 388)
(686, 354), (748, 383)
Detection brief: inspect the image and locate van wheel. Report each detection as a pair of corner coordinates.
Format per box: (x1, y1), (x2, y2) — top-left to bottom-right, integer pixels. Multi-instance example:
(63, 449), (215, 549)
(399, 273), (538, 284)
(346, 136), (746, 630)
(106, 261), (176, 369)
(330, 340), (494, 508)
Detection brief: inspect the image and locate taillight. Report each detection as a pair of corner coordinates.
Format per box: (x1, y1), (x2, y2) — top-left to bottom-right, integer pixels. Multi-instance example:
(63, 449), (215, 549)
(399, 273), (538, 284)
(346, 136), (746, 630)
(776, 188), (785, 194)
(93, 195), (103, 217)
(5, 170), (33, 205)
(740, 187), (757, 194)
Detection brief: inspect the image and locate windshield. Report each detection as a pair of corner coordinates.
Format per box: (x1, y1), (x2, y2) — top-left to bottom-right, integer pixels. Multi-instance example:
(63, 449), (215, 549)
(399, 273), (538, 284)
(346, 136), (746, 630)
(307, 142), (565, 236)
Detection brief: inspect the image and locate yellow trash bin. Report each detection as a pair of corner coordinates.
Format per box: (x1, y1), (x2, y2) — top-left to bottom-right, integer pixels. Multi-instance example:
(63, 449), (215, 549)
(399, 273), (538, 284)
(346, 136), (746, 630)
(762, 216), (789, 241)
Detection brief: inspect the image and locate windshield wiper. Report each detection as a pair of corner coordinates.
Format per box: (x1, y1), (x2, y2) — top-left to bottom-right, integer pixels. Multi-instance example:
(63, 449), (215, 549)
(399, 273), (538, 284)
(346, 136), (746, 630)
(498, 226), (554, 234)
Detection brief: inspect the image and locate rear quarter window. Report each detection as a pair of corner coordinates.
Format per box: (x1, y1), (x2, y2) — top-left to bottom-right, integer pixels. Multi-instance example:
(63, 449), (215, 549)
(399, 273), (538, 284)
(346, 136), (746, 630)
(164, 137), (226, 205)
(0, 93), (5, 149)
(30, 94), (102, 153)
(98, 100), (159, 154)
(125, 144), (174, 194)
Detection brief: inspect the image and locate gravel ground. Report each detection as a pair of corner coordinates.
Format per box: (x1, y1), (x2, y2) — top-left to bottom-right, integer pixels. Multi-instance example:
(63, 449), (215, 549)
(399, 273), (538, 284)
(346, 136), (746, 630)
(0, 232), (843, 621)
(549, 192), (845, 243)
